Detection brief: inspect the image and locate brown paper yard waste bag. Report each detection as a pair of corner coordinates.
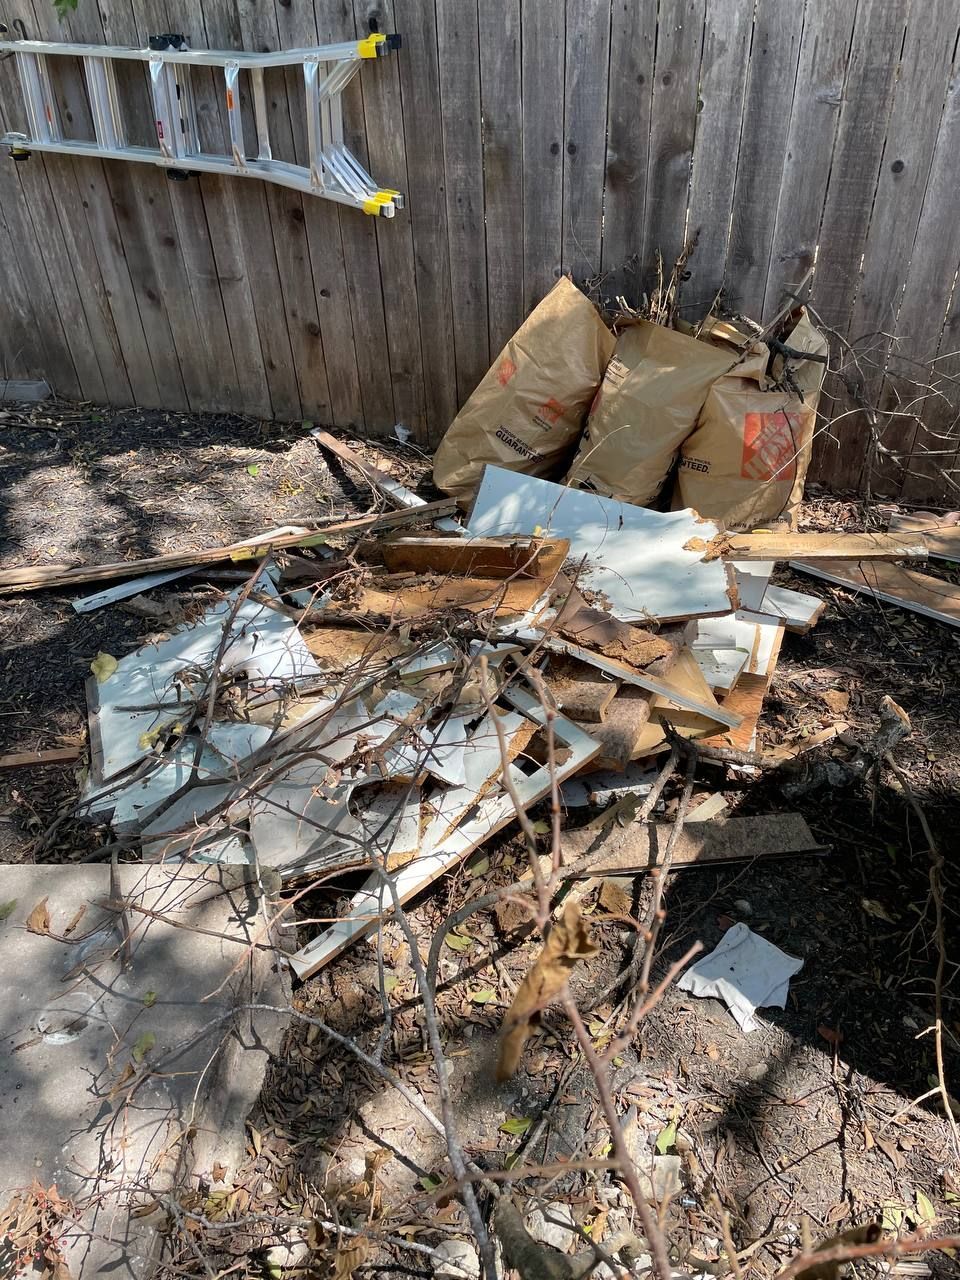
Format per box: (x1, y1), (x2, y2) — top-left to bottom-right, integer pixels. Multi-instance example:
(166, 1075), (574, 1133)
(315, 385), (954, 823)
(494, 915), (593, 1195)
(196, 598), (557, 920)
(432, 278), (615, 499)
(674, 309), (828, 528)
(564, 319), (736, 505)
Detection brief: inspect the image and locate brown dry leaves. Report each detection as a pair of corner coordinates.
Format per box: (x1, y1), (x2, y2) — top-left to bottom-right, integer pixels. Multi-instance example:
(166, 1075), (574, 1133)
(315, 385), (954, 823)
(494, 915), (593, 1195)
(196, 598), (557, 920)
(26, 898), (51, 935)
(496, 902), (599, 1081)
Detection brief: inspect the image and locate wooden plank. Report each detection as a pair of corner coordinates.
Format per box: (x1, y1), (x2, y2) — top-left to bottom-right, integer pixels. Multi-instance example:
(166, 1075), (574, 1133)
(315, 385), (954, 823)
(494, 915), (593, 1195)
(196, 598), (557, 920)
(576, 690), (653, 770)
(479, 0), (524, 352)
(274, 0), (364, 428)
(380, 535), (568, 579)
(815, 2), (945, 491)
(640, 0), (706, 293)
(758, 583), (827, 633)
(790, 559), (960, 629)
(806, 0), (909, 375)
(521, 0), (565, 315)
(725, 0), (805, 318)
(718, 531), (928, 562)
(0, 501), (458, 595)
(685, 0), (753, 305)
(598, 0), (656, 306)
(230, 1), (332, 425)
(562, 813), (824, 873)
(436, 0), (489, 403)
(353, 0), (427, 441)
(311, 2), (394, 432)
(880, 58), (960, 503)
(762, 0), (856, 318)
(188, 0), (301, 420)
(561, 0), (612, 284)
(0, 747), (83, 770)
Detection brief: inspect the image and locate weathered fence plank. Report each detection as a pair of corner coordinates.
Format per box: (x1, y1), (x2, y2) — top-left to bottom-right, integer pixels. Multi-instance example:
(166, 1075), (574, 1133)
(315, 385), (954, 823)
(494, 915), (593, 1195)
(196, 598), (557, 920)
(562, 0), (612, 285)
(521, 0), (565, 314)
(479, 0), (524, 354)
(725, 0), (804, 319)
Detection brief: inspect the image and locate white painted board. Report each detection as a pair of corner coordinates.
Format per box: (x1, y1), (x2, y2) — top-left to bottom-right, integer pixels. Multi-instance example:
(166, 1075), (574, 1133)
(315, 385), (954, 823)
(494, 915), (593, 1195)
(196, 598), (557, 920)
(467, 466), (734, 623)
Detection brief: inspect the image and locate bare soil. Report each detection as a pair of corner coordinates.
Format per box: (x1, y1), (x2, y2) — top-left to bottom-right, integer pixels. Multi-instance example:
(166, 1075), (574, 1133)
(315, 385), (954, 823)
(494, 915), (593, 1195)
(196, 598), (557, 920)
(1, 403), (958, 1277)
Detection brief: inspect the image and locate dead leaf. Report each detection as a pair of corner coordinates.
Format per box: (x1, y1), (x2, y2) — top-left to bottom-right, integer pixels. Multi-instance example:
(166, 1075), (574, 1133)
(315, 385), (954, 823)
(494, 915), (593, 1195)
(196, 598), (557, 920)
(0, 899), (17, 922)
(819, 689), (850, 716)
(333, 1237), (369, 1280)
(90, 651), (118, 683)
(861, 898), (896, 923)
(211, 1162), (227, 1183)
(863, 1124), (875, 1150)
(598, 878), (633, 916)
(62, 905), (86, 936)
(26, 897), (50, 935)
(817, 1024), (843, 1047)
(132, 1031), (155, 1062)
(496, 901), (599, 1081)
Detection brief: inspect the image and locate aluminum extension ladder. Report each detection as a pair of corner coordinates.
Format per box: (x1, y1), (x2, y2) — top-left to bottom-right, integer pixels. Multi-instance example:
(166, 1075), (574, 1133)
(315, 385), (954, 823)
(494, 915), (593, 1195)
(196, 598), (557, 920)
(0, 29), (403, 216)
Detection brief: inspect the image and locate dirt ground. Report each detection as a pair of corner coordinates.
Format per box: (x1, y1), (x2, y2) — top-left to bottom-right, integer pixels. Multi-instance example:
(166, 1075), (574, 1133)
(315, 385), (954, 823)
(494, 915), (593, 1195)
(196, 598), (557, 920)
(1, 401), (959, 1278)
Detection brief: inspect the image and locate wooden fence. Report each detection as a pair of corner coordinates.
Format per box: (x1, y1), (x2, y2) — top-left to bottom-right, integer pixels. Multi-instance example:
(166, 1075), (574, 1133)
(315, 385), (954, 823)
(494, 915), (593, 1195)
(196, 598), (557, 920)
(1, 0), (959, 500)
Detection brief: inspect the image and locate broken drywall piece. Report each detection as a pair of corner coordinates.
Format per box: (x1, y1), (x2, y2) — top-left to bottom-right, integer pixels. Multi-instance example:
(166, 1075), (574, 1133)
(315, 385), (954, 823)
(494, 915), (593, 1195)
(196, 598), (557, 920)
(249, 765), (359, 871)
(86, 582), (324, 792)
(759, 583), (826, 633)
(357, 786), (422, 864)
(790, 559), (960, 630)
(290, 690), (599, 978)
(467, 465), (735, 623)
(71, 565), (196, 613)
(693, 645), (750, 693)
(733, 561), (775, 613)
(677, 922), (804, 1032)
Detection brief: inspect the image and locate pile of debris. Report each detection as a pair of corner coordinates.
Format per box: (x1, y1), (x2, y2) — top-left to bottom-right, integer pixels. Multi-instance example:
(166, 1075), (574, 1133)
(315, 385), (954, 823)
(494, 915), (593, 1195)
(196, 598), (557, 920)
(6, 431), (924, 988)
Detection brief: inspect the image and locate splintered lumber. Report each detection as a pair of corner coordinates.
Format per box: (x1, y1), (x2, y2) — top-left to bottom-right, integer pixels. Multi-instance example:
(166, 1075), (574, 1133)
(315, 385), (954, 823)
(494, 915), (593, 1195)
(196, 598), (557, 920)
(543, 654), (620, 723)
(381, 534), (569, 580)
(561, 813), (825, 873)
(790, 559), (960, 629)
(576, 689), (654, 770)
(0, 746), (82, 770)
(0, 501), (459, 596)
(716, 531), (927, 562)
(311, 429), (463, 533)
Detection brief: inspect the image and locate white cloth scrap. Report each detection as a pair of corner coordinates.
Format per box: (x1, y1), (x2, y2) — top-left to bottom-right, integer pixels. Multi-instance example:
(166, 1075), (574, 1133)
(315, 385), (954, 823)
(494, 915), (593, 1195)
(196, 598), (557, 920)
(677, 922), (803, 1032)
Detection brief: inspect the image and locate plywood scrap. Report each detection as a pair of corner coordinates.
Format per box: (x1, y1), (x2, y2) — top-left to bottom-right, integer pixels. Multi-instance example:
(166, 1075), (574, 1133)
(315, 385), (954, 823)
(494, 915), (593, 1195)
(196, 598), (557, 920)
(790, 559), (960, 629)
(0, 501), (459, 596)
(561, 813), (825, 874)
(553, 598), (677, 668)
(705, 530), (928, 562)
(687, 792), (730, 823)
(0, 746), (82, 770)
(467, 464), (736, 623)
(380, 534), (569, 580)
(320, 575), (548, 622)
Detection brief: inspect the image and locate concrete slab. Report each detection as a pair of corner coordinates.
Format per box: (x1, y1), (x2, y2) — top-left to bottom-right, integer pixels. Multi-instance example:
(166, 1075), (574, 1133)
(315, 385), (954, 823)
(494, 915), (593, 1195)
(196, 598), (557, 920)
(0, 863), (289, 1278)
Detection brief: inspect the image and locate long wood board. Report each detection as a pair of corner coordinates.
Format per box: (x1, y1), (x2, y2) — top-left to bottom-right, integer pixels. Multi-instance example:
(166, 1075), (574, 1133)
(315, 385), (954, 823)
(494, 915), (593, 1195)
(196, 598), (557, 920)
(721, 531), (927, 561)
(0, 501), (458, 595)
(561, 813), (825, 873)
(790, 559), (960, 629)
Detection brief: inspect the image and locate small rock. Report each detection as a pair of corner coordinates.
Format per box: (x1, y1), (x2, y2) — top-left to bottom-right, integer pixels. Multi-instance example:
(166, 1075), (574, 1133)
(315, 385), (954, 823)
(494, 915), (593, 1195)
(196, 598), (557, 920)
(432, 1238), (480, 1278)
(525, 1201), (578, 1252)
(743, 1061), (769, 1082)
(263, 1234), (310, 1274)
(732, 898), (752, 917)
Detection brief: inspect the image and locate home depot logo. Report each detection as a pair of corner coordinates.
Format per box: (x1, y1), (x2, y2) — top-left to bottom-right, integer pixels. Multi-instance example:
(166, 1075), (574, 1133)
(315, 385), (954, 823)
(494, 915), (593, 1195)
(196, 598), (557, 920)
(741, 410), (803, 482)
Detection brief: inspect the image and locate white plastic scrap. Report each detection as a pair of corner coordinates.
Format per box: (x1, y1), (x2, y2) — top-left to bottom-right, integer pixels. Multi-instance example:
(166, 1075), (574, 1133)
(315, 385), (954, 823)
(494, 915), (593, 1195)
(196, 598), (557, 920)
(677, 922), (803, 1032)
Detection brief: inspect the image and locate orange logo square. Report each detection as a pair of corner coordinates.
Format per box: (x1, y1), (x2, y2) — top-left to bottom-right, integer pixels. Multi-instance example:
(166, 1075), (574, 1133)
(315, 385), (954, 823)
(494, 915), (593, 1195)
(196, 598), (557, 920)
(538, 397), (566, 425)
(741, 410), (803, 482)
